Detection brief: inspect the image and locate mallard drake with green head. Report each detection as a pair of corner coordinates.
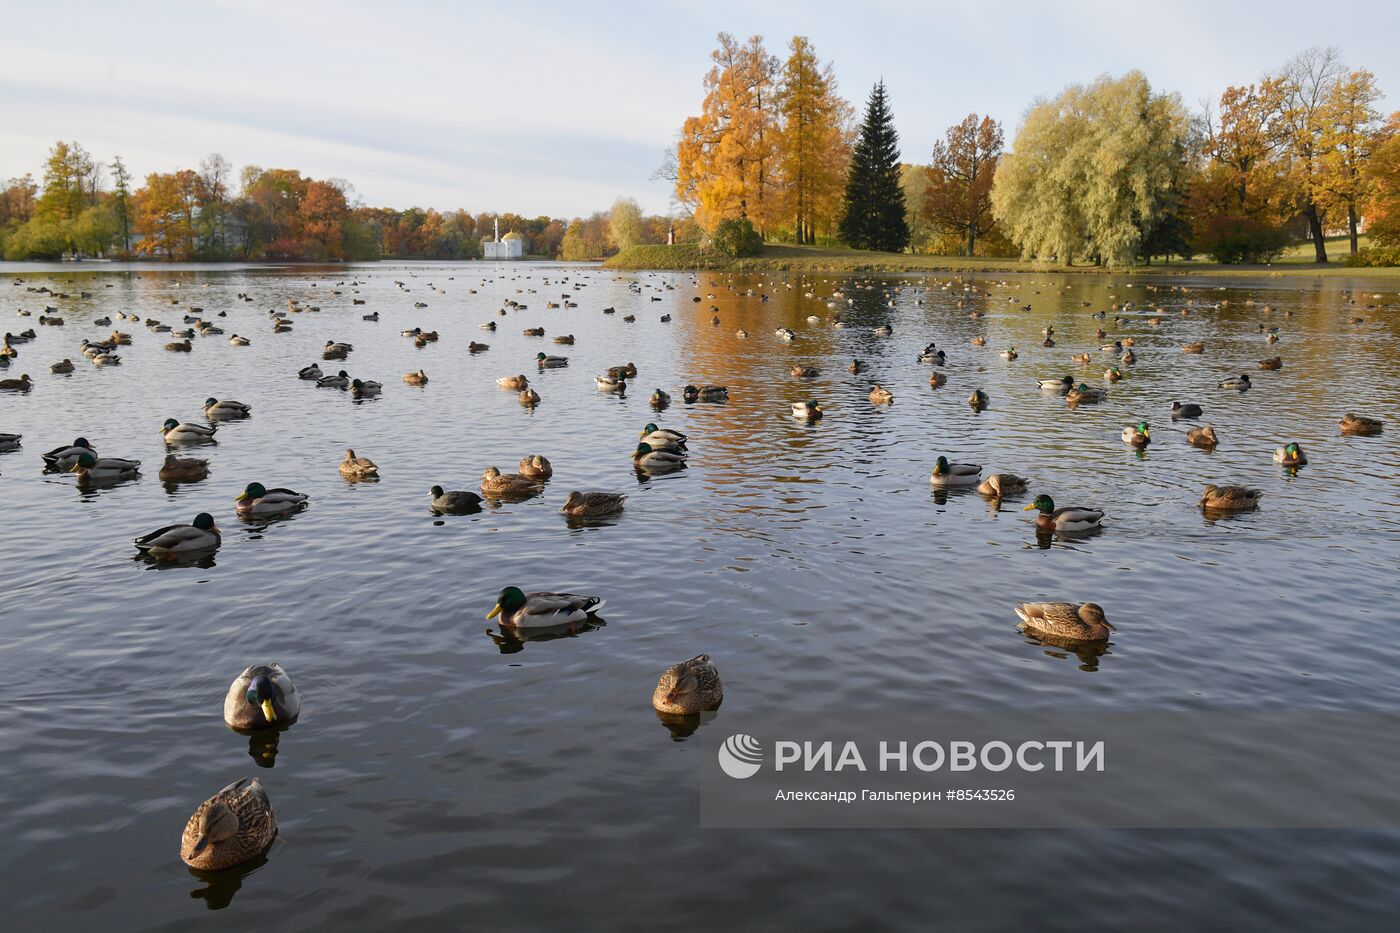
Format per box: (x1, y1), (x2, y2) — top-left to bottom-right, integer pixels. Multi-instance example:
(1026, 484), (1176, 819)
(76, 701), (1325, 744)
(634, 442), (687, 470)
(235, 482), (308, 516)
(1038, 375), (1074, 392)
(350, 379), (381, 398)
(135, 512), (221, 558)
(640, 423), (687, 449)
(930, 455), (981, 487)
(70, 451), (140, 481)
(486, 587), (603, 630)
(652, 654), (723, 714)
(1067, 383), (1105, 404)
(204, 398), (251, 419)
(650, 389), (671, 409)
(792, 400), (824, 420)
(161, 419), (217, 443)
(181, 777), (276, 871)
(1015, 602), (1113, 642)
(536, 353), (568, 368)
(1121, 422), (1150, 447)
(968, 388), (989, 409)
(1273, 442), (1307, 466)
(42, 437), (95, 469)
(224, 663), (300, 730)
(1024, 494), (1103, 532)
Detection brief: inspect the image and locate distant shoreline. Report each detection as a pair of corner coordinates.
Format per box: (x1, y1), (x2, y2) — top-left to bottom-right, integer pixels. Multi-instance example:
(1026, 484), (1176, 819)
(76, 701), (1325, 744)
(604, 244), (1400, 279)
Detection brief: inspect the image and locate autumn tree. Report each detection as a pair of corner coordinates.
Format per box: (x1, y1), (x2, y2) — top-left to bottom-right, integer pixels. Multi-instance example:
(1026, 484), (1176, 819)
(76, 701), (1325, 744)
(676, 33), (781, 234)
(840, 81), (909, 252)
(1364, 113), (1400, 247)
(299, 180), (349, 259)
(992, 72), (1189, 266)
(923, 114), (1002, 256)
(1318, 69), (1382, 254)
(135, 170), (200, 259)
(1203, 81), (1289, 216)
(1275, 46), (1347, 262)
(776, 36), (850, 243)
(608, 196), (644, 250)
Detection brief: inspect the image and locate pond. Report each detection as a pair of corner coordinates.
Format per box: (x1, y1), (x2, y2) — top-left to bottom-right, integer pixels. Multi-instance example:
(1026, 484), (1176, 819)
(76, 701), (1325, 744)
(1, 260), (1398, 929)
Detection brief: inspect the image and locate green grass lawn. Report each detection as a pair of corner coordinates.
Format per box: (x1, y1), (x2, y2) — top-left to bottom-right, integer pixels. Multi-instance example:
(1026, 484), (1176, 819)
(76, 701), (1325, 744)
(605, 241), (1400, 278)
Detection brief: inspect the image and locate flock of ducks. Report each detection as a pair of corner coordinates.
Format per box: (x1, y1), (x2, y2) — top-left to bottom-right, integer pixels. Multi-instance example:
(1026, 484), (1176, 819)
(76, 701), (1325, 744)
(3, 268), (1392, 873)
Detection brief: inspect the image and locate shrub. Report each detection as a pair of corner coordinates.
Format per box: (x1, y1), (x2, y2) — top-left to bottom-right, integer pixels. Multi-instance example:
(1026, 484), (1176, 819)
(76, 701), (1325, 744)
(1193, 216), (1290, 264)
(710, 218), (763, 258)
(1342, 245), (1400, 267)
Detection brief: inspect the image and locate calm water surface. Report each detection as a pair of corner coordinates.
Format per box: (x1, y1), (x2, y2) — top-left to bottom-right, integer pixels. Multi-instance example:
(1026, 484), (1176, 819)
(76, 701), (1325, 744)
(1, 260), (1398, 930)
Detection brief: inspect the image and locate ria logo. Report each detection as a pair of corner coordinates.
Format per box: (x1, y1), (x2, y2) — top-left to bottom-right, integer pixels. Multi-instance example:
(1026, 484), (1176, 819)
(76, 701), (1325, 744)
(718, 733), (764, 779)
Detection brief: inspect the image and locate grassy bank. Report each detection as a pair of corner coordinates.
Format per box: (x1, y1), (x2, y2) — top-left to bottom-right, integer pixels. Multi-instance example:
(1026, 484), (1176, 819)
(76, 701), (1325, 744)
(604, 242), (1400, 278)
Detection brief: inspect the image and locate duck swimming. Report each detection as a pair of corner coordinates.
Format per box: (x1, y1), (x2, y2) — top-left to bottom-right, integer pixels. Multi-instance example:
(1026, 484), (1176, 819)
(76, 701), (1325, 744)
(429, 485), (483, 513)
(69, 451), (140, 482)
(652, 654), (723, 714)
(134, 512), (221, 558)
(204, 398), (251, 419)
(1121, 422), (1150, 447)
(339, 449), (379, 479)
(42, 437), (95, 469)
(561, 491), (627, 517)
(486, 587), (604, 630)
(161, 419), (217, 443)
(1015, 602), (1113, 642)
(159, 453), (209, 483)
(223, 663), (300, 730)
(1199, 484), (1261, 511)
(1023, 494), (1103, 532)
(1187, 426), (1218, 449)
(235, 482), (308, 516)
(930, 455), (981, 487)
(181, 777), (276, 871)
(1171, 401), (1203, 419)
(977, 473), (1028, 498)
(1273, 442), (1307, 466)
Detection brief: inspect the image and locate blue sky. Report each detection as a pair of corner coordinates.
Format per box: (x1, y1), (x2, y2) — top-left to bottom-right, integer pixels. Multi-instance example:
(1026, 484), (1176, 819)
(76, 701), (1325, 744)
(2, 0), (1396, 218)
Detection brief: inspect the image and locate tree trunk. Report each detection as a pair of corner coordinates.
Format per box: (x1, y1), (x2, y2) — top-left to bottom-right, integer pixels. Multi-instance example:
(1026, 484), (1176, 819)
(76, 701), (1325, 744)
(1348, 203), (1359, 255)
(966, 225), (975, 258)
(1305, 204), (1327, 263)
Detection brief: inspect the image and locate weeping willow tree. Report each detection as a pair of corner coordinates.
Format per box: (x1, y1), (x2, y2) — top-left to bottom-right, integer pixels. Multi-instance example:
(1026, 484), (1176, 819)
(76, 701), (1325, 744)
(992, 71), (1189, 266)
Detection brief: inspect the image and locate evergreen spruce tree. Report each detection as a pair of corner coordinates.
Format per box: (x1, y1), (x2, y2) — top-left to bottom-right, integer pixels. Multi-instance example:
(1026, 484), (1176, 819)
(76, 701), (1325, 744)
(839, 81), (910, 252)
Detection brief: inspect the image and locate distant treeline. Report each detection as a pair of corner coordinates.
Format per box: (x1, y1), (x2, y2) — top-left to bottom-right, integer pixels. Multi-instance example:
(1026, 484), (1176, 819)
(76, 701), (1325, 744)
(0, 144), (700, 262)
